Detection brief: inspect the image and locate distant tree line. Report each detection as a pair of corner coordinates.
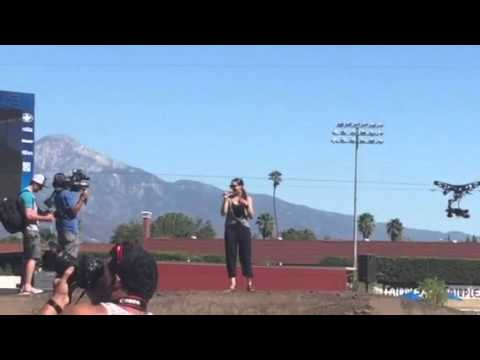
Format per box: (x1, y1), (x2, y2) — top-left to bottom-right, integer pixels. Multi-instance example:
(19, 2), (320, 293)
(0, 209), (469, 244)
(465, 235), (479, 243)
(111, 212), (216, 244)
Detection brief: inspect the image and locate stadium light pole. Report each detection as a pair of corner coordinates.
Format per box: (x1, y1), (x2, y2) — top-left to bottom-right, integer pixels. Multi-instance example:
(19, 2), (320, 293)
(331, 122), (384, 284)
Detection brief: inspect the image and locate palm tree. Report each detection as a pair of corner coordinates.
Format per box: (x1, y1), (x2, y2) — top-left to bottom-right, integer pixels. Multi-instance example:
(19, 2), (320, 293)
(256, 213), (274, 240)
(268, 170), (282, 239)
(358, 213), (375, 241)
(386, 218), (403, 242)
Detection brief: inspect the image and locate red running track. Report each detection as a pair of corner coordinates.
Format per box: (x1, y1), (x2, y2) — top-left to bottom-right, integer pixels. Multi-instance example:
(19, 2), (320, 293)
(156, 263), (348, 292)
(0, 245), (348, 292)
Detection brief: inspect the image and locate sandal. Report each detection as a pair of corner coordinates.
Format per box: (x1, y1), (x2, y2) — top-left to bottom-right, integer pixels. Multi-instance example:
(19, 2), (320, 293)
(18, 287), (44, 296)
(247, 284), (255, 292)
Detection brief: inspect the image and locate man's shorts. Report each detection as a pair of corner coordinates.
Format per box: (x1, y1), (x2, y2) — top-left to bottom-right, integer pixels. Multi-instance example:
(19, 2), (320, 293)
(58, 231), (80, 258)
(23, 229), (41, 260)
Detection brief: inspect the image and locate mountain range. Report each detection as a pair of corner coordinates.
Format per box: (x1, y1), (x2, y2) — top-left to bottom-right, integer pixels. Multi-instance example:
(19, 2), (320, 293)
(3, 135), (468, 243)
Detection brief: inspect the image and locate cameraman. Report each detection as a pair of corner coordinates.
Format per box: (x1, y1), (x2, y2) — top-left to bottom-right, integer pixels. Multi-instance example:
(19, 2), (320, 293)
(52, 173), (89, 258)
(39, 242), (158, 315)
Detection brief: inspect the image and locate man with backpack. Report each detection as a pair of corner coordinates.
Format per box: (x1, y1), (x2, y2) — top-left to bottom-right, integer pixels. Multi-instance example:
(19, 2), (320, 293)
(18, 174), (55, 295)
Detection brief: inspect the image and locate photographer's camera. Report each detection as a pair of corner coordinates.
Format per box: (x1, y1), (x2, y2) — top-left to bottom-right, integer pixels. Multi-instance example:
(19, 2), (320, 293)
(42, 251), (104, 290)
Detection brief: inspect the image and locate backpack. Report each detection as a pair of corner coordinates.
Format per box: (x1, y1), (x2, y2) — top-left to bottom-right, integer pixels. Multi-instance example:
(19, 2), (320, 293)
(0, 190), (28, 234)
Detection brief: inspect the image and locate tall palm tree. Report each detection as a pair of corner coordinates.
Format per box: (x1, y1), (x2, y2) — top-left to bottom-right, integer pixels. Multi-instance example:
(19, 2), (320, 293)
(256, 213), (274, 240)
(386, 218), (403, 242)
(268, 170), (282, 239)
(358, 213), (375, 241)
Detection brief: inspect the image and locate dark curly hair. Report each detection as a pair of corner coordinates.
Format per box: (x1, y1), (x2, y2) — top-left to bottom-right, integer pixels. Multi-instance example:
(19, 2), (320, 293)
(108, 242), (158, 301)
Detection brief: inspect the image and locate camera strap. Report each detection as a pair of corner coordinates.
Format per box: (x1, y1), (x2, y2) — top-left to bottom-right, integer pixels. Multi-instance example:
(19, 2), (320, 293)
(49, 190), (66, 219)
(115, 296), (147, 312)
(74, 289), (87, 305)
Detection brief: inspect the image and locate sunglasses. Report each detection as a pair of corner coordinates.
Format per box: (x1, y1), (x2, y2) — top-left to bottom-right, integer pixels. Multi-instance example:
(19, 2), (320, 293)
(230, 184), (239, 188)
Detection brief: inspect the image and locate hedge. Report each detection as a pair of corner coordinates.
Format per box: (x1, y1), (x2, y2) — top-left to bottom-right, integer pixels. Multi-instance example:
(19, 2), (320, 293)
(376, 257), (480, 287)
(0, 253), (23, 275)
(318, 257), (353, 267)
(318, 256), (480, 287)
(81, 251), (225, 264)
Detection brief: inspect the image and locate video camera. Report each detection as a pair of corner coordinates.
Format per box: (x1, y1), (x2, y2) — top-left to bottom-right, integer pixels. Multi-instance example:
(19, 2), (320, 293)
(44, 169), (90, 210)
(42, 250), (105, 290)
(447, 208), (470, 219)
(60, 169), (90, 192)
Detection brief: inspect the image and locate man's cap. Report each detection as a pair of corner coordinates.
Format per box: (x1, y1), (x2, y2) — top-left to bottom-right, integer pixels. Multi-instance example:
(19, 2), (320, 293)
(32, 174), (48, 188)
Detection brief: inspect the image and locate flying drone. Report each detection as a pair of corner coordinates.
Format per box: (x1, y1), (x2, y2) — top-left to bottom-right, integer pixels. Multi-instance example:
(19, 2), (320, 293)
(433, 181), (480, 218)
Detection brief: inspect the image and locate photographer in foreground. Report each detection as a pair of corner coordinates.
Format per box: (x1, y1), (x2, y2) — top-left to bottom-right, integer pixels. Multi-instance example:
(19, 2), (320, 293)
(50, 172), (89, 258)
(39, 242), (158, 315)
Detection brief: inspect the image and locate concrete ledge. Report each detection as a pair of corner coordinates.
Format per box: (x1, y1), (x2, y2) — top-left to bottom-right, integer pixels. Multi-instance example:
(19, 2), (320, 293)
(0, 276), (21, 289)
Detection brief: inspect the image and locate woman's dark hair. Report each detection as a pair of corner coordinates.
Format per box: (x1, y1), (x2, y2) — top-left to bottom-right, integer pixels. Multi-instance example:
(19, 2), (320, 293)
(231, 178), (248, 200)
(109, 242), (158, 301)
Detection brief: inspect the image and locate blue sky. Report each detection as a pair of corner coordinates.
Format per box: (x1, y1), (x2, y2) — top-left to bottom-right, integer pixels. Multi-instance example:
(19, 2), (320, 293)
(1, 45), (480, 235)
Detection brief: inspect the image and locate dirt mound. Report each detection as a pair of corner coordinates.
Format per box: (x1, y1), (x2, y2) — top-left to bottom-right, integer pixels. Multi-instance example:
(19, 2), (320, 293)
(148, 292), (466, 315)
(149, 291), (370, 315)
(0, 290), (468, 315)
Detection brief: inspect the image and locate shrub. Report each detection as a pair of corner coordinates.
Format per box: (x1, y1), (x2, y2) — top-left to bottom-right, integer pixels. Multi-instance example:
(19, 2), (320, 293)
(418, 277), (448, 307)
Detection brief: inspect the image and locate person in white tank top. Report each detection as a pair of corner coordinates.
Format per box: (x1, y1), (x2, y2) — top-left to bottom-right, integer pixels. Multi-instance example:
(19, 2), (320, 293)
(100, 302), (153, 315)
(39, 242), (158, 315)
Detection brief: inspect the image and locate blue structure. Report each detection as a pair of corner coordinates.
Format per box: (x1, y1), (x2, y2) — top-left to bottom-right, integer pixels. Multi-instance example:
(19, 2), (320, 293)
(0, 90), (35, 197)
(401, 292), (423, 301)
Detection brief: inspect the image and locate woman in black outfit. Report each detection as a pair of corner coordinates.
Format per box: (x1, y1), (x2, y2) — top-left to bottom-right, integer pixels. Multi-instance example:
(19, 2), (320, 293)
(221, 178), (255, 292)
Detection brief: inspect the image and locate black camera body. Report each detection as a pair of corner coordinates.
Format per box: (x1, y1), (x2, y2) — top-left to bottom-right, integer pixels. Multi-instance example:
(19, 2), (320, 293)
(42, 251), (105, 290)
(52, 169), (90, 192)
